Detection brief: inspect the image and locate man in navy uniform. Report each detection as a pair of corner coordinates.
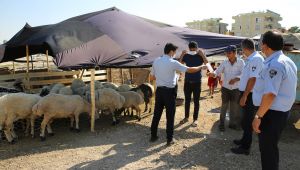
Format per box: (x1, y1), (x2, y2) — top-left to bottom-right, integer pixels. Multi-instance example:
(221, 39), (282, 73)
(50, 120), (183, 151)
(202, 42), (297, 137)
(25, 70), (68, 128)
(231, 38), (264, 155)
(179, 41), (208, 127)
(150, 43), (205, 146)
(252, 31), (297, 170)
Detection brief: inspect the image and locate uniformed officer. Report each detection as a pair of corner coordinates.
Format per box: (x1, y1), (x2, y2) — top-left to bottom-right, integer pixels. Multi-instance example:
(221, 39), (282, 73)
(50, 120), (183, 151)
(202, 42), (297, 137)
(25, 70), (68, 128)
(149, 43), (205, 146)
(231, 38), (264, 155)
(252, 31), (297, 170)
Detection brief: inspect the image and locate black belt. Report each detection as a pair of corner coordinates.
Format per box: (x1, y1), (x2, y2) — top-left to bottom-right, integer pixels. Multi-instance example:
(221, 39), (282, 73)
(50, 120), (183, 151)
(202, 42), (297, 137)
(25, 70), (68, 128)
(185, 80), (201, 83)
(157, 86), (175, 90)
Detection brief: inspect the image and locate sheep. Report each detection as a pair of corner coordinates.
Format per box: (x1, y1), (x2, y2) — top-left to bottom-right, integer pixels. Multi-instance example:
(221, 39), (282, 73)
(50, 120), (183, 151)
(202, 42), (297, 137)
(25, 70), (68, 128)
(39, 83), (64, 97)
(118, 91), (144, 121)
(32, 94), (92, 141)
(71, 79), (85, 92)
(49, 83), (65, 94)
(85, 88), (125, 125)
(39, 85), (51, 97)
(117, 84), (132, 92)
(102, 82), (118, 90)
(0, 93), (41, 143)
(58, 86), (73, 95)
(131, 83), (154, 113)
(0, 86), (22, 93)
(82, 81), (104, 96)
(89, 80), (103, 90)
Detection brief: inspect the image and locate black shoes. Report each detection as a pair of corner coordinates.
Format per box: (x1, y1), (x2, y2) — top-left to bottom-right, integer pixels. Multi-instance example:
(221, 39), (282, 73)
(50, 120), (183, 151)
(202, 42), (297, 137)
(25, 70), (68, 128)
(219, 125), (225, 132)
(150, 136), (175, 146)
(180, 118), (189, 124)
(229, 124), (241, 130)
(166, 139), (175, 146)
(233, 139), (243, 145)
(231, 146), (250, 155)
(149, 136), (159, 142)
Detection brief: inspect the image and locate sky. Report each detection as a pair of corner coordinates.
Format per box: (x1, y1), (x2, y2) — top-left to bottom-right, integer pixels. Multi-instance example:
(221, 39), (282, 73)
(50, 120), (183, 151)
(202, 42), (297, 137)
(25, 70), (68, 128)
(1, 0), (299, 42)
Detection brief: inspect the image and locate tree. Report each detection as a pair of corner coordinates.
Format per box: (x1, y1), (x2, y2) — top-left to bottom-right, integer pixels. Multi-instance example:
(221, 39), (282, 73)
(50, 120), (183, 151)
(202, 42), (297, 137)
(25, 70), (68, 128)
(288, 26), (300, 33)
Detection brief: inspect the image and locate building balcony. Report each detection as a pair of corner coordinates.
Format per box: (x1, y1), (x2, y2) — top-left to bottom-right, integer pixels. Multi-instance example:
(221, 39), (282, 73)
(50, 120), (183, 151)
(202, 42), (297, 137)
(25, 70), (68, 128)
(264, 24), (273, 29)
(264, 16), (273, 22)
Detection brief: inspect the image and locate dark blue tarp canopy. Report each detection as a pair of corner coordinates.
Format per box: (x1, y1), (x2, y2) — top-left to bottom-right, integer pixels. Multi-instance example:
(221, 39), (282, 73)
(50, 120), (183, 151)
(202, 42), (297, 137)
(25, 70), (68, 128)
(0, 7), (244, 69)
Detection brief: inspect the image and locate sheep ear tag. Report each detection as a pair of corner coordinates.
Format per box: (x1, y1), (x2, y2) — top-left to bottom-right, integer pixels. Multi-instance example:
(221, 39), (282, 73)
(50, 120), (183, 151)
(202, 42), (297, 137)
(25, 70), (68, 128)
(269, 69), (277, 78)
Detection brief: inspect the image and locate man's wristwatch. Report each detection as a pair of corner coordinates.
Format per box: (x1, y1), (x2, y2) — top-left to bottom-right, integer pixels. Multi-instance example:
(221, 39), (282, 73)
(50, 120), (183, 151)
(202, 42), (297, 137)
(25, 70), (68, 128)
(255, 114), (262, 119)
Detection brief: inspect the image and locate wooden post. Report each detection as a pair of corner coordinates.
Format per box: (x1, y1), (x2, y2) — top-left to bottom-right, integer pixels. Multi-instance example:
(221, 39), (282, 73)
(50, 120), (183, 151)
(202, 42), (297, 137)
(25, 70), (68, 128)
(109, 68), (112, 82)
(120, 68), (124, 84)
(26, 45), (30, 90)
(46, 50), (49, 72)
(79, 69), (85, 79)
(90, 68), (96, 132)
(129, 68), (133, 84)
(12, 61), (15, 75)
(30, 55), (34, 70)
(148, 73), (150, 83)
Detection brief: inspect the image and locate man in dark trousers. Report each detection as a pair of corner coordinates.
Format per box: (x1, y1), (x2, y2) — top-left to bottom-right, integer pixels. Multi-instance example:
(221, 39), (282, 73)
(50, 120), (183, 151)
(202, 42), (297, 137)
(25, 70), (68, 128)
(150, 43), (205, 146)
(231, 38), (264, 155)
(252, 31), (297, 170)
(179, 41), (208, 127)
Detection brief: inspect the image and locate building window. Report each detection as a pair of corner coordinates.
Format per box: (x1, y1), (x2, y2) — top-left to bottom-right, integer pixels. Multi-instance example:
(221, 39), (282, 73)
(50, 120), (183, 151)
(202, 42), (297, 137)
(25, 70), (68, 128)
(255, 25), (260, 30)
(255, 18), (261, 23)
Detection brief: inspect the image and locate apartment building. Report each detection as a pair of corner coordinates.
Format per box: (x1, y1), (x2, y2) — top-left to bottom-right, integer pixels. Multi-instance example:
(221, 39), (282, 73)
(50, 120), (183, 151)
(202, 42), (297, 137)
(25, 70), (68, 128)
(232, 10), (282, 37)
(186, 18), (228, 34)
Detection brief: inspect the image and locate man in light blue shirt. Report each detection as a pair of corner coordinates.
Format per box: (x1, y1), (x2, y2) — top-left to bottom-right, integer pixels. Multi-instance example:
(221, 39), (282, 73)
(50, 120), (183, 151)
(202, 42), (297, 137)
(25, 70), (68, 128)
(252, 31), (297, 170)
(149, 43), (205, 146)
(231, 38), (264, 155)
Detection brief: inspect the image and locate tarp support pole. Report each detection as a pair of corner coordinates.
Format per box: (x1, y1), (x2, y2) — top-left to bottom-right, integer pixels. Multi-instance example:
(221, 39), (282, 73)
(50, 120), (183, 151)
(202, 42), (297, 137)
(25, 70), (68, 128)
(90, 68), (96, 132)
(46, 50), (49, 72)
(26, 45), (30, 91)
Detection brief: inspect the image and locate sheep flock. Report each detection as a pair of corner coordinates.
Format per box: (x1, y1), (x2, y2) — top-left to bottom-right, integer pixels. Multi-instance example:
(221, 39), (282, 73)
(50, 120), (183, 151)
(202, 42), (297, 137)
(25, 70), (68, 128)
(0, 79), (154, 144)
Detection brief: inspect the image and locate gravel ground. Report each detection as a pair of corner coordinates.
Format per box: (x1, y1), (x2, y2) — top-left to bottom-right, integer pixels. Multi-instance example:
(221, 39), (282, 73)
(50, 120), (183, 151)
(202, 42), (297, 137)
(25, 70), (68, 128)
(0, 77), (299, 170)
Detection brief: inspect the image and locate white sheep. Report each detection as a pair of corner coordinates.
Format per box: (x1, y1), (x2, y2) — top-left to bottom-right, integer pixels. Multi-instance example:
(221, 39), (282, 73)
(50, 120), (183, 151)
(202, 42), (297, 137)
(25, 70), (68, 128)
(118, 91), (144, 120)
(89, 80), (103, 90)
(71, 79), (85, 92)
(117, 84), (132, 92)
(32, 94), (92, 141)
(0, 93), (41, 143)
(102, 82), (118, 90)
(73, 85), (89, 96)
(85, 88), (125, 125)
(58, 86), (73, 95)
(49, 83), (65, 94)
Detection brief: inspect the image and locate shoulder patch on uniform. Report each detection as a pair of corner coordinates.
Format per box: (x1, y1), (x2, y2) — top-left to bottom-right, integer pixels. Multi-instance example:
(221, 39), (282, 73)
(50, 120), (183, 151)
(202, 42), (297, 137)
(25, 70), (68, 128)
(269, 69), (277, 78)
(252, 66), (256, 72)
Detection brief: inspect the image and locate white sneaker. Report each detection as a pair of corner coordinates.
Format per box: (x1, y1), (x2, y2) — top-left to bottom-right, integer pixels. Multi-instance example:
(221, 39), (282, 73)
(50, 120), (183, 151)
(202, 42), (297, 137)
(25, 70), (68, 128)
(192, 121), (198, 127)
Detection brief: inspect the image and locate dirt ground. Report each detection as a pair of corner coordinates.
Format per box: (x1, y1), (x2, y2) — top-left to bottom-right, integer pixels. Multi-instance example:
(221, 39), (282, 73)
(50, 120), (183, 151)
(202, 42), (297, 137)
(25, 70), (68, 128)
(0, 77), (300, 170)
